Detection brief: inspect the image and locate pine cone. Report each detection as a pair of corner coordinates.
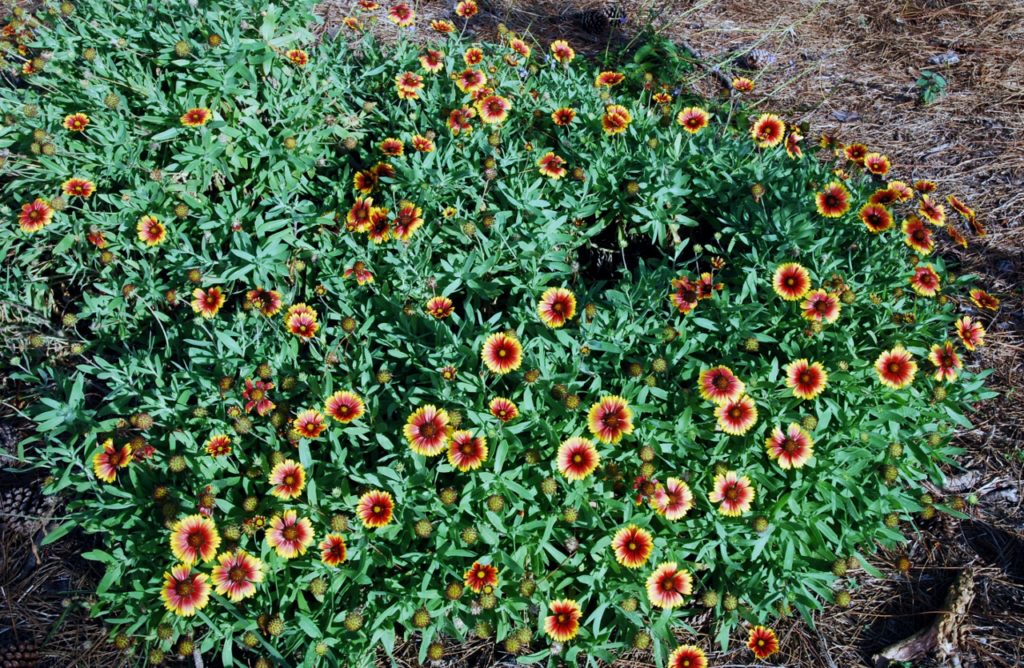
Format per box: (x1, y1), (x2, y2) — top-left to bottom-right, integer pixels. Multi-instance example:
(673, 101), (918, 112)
(0, 641), (41, 668)
(0, 422), (17, 453)
(572, 4), (627, 35)
(735, 48), (777, 70)
(0, 484), (54, 537)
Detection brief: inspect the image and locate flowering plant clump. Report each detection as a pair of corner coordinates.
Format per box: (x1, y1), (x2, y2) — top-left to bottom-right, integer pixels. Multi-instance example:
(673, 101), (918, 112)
(0, 0), (998, 665)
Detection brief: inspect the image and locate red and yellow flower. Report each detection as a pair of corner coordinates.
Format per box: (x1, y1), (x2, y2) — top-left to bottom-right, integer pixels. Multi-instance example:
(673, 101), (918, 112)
(595, 70), (625, 87)
(136, 214), (166, 246)
(419, 48), (445, 72)
(325, 390), (365, 423)
(387, 2), (415, 26)
(587, 395), (634, 444)
(269, 459), (306, 500)
(815, 182), (851, 218)
(670, 275), (699, 314)
(477, 95), (511, 124)
(747, 626), (780, 659)
(969, 288), (999, 311)
(455, 0), (478, 18)
(785, 130), (804, 159)
(697, 366), (744, 404)
(319, 533), (348, 566)
(909, 264), (941, 297)
(379, 137), (404, 157)
(61, 177), (95, 198)
(395, 71), (424, 99)
(266, 510), (315, 558)
(537, 287), (576, 326)
(725, 71), (754, 90)
(211, 550), (264, 601)
(601, 104), (632, 135)
(955, 316), (985, 351)
(785, 359), (828, 400)
(489, 397), (519, 422)
(92, 438), (132, 483)
(766, 423), (814, 469)
(772, 263), (811, 301)
(929, 341), (962, 382)
(63, 112), (89, 132)
(509, 37), (531, 58)
(161, 565), (210, 617)
(344, 197), (373, 233)
(611, 525), (654, 568)
(455, 68), (487, 93)
(859, 203), (893, 234)
(715, 395), (758, 436)
(709, 471), (755, 516)
(411, 134), (435, 152)
(551, 107), (576, 126)
(750, 113), (785, 148)
(481, 332), (523, 375)
(285, 303), (319, 339)
(242, 378), (275, 416)
(544, 599), (582, 642)
(676, 106), (709, 134)
(558, 436), (600, 480)
(902, 216), (934, 255)
(652, 477), (693, 520)
(357, 490), (395, 528)
(668, 645), (707, 668)
(286, 48), (308, 66)
(426, 295), (455, 319)
(844, 143), (868, 164)
(537, 152), (567, 179)
(366, 206), (391, 242)
(448, 106), (476, 134)
(875, 345), (917, 389)
(18, 198), (54, 233)
(947, 194), (978, 227)
(247, 288), (283, 316)
(191, 287), (226, 319)
(180, 107), (211, 127)
(802, 289), (841, 323)
(918, 195), (946, 226)
(404, 405), (450, 456)
(205, 434), (232, 457)
(464, 561), (499, 592)
(170, 514), (221, 565)
(864, 152), (890, 176)
(448, 430), (488, 471)
(645, 562), (692, 609)
(464, 45), (483, 64)
(549, 39), (575, 64)
(393, 200), (424, 241)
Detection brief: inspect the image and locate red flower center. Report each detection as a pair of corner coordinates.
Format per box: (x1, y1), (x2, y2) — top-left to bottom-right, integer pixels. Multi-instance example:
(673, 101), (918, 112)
(283, 526), (299, 541)
(176, 580), (194, 596)
(229, 566), (246, 582)
(188, 532), (205, 548)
